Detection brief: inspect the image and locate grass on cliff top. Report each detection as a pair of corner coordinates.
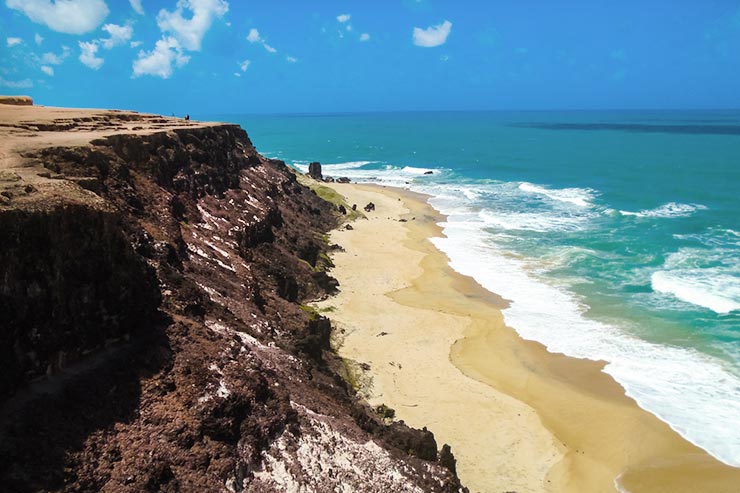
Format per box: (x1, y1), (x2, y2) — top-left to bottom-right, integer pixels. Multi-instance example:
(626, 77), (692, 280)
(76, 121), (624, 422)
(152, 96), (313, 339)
(294, 171), (364, 222)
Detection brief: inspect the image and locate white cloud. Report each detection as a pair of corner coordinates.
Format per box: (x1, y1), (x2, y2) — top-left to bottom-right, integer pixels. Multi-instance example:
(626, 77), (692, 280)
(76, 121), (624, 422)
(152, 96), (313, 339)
(130, 40), (143, 48)
(41, 65), (54, 76)
(238, 59), (250, 71)
(41, 47), (70, 65)
(79, 41), (103, 69)
(246, 28), (261, 43)
(286, 55), (297, 63)
(157, 0), (228, 51)
(346, 24), (352, 32)
(247, 27), (277, 53)
(233, 72), (240, 77)
(337, 13), (350, 23)
(412, 20), (452, 48)
(6, 37), (22, 47)
(34, 33), (43, 45)
(359, 32), (370, 42)
(132, 37), (190, 78)
(6, 0), (109, 35)
(0, 76), (33, 88)
(129, 0), (144, 15)
(100, 23), (133, 49)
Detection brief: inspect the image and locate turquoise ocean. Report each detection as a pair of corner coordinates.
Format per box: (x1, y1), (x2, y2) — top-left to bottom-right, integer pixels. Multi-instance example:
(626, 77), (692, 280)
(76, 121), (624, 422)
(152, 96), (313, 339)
(206, 110), (740, 466)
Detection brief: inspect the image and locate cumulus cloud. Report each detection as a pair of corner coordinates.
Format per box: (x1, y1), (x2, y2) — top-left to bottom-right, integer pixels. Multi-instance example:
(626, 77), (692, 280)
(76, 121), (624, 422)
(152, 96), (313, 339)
(41, 47), (70, 65)
(41, 65), (54, 76)
(359, 33), (370, 42)
(247, 27), (278, 53)
(238, 59), (250, 71)
(34, 33), (43, 45)
(79, 41), (103, 69)
(246, 28), (261, 43)
(337, 13), (350, 23)
(129, 0), (144, 15)
(6, 0), (109, 35)
(412, 20), (452, 48)
(157, 0), (228, 51)
(100, 23), (133, 49)
(132, 0), (226, 78)
(0, 76), (33, 88)
(132, 37), (190, 78)
(6, 37), (22, 47)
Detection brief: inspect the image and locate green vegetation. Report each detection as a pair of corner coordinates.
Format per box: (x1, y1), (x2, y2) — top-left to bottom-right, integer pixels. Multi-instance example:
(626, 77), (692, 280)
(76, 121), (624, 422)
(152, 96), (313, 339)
(375, 404), (396, 420)
(295, 173), (364, 222)
(299, 304), (320, 321)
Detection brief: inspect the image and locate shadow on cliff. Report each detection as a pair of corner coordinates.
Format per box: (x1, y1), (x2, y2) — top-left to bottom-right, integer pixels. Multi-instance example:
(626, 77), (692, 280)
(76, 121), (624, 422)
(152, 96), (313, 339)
(0, 319), (172, 492)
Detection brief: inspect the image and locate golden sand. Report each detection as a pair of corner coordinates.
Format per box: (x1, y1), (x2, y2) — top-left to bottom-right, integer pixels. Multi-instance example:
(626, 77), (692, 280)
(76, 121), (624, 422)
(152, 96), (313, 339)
(316, 182), (740, 493)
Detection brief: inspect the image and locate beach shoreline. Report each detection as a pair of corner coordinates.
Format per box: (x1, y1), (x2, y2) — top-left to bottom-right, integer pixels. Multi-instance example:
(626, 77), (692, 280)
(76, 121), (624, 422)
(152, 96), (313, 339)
(316, 181), (740, 493)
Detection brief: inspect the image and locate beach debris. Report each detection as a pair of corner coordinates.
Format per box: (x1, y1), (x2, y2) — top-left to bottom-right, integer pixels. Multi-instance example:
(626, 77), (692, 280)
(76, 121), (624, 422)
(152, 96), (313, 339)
(376, 331), (390, 337)
(308, 161), (323, 180)
(352, 204), (357, 210)
(363, 202), (375, 212)
(338, 204), (347, 215)
(345, 224), (353, 230)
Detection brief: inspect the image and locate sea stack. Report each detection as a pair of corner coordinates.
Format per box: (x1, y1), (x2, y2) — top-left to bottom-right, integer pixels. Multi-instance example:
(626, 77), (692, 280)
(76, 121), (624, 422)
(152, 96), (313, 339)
(308, 161), (323, 180)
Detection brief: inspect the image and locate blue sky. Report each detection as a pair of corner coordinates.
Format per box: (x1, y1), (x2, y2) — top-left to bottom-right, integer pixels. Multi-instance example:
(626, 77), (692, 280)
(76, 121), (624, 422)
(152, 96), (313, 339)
(1, 1), (739, 114)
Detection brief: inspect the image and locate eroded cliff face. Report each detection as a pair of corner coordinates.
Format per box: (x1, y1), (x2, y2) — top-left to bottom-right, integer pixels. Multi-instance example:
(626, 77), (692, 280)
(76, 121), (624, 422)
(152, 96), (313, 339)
(0, 108), (466, 493)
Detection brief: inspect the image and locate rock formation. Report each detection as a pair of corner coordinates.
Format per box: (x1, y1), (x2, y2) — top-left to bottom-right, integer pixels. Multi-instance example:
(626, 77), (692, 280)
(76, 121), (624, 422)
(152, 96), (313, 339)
(0, 105), (466, 493)
(0, 95), (33, 106)
(307, 161), (322, 180)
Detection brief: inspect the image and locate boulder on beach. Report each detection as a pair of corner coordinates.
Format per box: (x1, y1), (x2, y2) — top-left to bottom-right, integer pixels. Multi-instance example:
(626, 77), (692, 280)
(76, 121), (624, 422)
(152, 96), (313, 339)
(308, 161), (322, 180)
(364, 202), (375, 212)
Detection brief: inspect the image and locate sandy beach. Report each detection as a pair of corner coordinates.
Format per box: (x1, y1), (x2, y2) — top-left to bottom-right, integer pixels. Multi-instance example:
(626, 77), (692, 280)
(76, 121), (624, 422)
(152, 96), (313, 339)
(316, 182), (740, 493)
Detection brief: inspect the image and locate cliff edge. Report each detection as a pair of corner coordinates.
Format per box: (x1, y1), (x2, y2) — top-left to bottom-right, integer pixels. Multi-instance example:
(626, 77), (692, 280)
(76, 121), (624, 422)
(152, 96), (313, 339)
(0, 105), (466, 493)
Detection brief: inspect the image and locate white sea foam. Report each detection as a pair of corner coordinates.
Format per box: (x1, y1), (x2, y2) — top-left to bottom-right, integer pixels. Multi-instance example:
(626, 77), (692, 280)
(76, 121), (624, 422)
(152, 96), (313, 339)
(652, 272), (740, 314)
(651, 248), (740, 314)
(292, 160), (375, 174)
(428, 208), (740, 467)
(478, 209), (586, 233)
(518, 181), (595, 207)
(619, 202), (707, 218)
(292, 161), (446, 187)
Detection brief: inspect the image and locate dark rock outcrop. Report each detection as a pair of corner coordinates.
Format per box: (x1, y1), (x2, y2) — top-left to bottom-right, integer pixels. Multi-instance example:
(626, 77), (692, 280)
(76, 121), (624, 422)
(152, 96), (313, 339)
(307, 161), (322, 180)
(364, 202), (375, 212)
(0, 110), (466, 493)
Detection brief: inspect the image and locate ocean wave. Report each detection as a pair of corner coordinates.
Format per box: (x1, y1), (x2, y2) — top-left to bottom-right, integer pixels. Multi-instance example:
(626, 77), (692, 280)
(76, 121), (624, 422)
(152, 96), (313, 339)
(429, 216), (740, 467)
(619, 202), (707, 218)
(651, 247), (740, 314)
(478, 209), (586, 233)
(399, 165), (437, 175)
(518, 182), (595, 207)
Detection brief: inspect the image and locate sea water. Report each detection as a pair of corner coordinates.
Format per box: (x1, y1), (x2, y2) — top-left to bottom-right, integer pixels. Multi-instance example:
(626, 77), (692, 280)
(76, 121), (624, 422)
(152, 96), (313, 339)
(205, 110), (740, 467)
